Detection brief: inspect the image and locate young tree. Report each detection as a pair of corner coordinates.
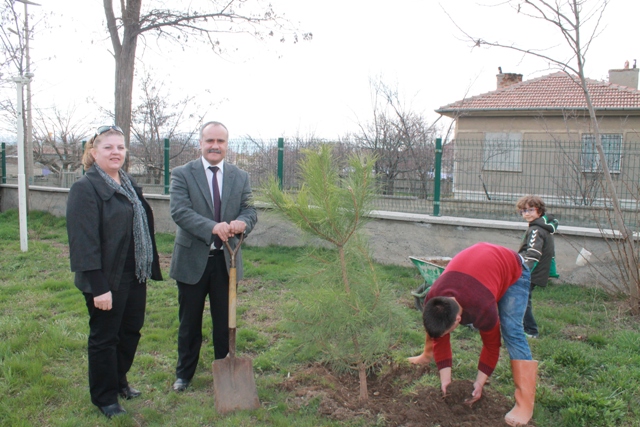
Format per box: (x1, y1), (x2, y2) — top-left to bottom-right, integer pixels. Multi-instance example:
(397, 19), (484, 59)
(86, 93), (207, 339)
(453, 0), (640, 312)
(102, 0), (311, 167)
(260, 145), (409, 402)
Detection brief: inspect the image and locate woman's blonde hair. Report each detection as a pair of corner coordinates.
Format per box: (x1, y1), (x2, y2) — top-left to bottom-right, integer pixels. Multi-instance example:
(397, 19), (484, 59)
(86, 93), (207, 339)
(82, 129), (125, 169)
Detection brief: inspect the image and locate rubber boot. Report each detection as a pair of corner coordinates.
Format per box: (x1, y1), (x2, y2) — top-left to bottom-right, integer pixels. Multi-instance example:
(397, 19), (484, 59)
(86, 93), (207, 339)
(504, 360), (538, 426)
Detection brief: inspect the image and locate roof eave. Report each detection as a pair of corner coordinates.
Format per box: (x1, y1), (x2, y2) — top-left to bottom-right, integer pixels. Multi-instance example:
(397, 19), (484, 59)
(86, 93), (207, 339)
(435, 107), (640, 118)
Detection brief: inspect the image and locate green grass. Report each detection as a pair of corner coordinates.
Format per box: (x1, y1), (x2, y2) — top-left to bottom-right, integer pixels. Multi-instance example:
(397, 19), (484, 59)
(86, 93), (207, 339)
(1, 209), (640, 426)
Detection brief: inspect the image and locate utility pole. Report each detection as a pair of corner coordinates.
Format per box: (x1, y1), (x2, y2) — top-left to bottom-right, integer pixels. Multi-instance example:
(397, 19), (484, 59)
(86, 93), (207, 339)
(16, 0), (41, 209)
(13, 75), (31, 252)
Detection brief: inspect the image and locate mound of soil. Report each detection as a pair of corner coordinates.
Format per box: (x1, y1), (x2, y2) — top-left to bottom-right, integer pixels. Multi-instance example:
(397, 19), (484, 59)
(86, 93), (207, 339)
(281, 364), (532, 427)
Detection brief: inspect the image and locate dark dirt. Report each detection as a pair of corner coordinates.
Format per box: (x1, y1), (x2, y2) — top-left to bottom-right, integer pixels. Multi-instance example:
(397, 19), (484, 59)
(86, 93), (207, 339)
(281, 364), (532, 427)
(417, 258), (450, 268)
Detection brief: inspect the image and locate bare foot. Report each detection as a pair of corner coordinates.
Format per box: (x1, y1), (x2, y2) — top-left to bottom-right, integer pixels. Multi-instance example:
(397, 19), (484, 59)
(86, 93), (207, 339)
(407, 353), (431, 365)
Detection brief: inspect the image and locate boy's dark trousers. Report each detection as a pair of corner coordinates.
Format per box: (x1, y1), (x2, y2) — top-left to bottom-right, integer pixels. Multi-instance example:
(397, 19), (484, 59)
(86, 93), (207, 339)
(522, 283), (538, 336)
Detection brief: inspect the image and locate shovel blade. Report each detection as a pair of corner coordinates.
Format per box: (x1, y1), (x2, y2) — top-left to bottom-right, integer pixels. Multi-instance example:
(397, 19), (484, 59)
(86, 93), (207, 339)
(212, 355), (260, 414)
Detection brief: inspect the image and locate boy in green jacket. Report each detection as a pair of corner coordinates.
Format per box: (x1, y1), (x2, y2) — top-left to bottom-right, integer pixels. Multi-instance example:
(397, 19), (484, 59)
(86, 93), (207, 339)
(516, 195), (559, 339)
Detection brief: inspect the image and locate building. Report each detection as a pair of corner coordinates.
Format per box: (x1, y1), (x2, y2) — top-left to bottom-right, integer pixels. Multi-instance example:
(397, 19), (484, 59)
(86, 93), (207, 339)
(435, 68), (640, 212)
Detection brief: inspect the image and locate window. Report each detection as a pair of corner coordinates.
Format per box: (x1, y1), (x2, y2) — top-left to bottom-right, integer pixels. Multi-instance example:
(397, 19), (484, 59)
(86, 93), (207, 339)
(581, 134), (622, 173)
(483, 132), (522, 172)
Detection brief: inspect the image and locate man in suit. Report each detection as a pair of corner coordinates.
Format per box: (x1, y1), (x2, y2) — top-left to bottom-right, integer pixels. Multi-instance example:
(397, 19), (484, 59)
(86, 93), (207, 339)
(169, 121), (258, 392)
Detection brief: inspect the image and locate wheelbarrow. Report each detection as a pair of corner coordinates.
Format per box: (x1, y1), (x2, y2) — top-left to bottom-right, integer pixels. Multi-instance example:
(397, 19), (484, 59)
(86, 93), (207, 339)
(409, 256), (451, 311)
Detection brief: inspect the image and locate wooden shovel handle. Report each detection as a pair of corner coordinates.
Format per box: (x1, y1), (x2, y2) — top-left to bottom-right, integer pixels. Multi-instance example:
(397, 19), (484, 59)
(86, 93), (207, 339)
(223, 234), (244, 349)
(223, 233), (244, 268)
(228, 266), (237, 330)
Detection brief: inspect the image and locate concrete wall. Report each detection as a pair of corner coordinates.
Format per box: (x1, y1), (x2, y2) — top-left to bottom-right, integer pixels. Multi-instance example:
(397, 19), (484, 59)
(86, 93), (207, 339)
(0, 184), (623, 289)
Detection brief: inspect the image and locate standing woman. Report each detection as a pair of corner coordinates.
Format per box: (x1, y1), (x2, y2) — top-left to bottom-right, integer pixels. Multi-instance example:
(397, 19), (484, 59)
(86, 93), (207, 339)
(66, 125), (162, 418)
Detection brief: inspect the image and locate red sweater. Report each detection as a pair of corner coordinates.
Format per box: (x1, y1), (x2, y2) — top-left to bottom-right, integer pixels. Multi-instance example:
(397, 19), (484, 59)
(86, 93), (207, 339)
(425, 243), (522, 376)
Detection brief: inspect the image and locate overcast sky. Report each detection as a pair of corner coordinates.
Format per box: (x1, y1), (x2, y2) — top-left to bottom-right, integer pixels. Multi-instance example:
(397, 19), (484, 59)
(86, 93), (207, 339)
(19, 0), (640, 140)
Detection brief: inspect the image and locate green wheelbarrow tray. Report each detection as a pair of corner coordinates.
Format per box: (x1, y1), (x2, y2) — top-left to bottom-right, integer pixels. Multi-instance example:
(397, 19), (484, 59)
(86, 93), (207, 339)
(409, 256), (452, 311)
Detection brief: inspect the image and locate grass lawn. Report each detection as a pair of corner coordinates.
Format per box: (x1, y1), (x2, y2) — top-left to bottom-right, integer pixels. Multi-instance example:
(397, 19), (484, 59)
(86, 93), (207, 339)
(1, 209), (640, 426)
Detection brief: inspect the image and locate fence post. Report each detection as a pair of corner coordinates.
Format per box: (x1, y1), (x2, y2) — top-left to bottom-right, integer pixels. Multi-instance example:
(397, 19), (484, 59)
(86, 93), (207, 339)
(277, 137), (284, 190)
(433, 137), (442, 216)
(81, 141), (86, 175)
(1, 143), (5, 184)
(164, 138), (170, 195)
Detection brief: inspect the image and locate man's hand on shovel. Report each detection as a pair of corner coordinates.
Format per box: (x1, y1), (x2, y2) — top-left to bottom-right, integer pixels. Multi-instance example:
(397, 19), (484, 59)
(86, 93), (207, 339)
(213, 220), (246, 242)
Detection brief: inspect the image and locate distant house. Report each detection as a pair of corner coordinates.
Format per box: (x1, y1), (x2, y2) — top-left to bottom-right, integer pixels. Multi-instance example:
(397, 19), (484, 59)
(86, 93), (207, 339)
(435, 68), (640, 207)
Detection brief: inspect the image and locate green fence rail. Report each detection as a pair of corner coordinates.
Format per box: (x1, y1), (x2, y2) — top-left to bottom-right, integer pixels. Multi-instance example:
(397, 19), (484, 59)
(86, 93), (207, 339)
(3, 137), (640, 230)
(1, 142), (6, 184)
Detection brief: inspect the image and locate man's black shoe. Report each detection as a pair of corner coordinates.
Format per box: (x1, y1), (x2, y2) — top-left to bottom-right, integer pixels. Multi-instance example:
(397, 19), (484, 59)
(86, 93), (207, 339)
(172, 378), (190, 392)
(119, 385), (142, 400)
(99, 403), (127, 418)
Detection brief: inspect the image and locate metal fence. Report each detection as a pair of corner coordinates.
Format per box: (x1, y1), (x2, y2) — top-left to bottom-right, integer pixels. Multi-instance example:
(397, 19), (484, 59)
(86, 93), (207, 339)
(2, 138), (640, 230)
(443, 139), (640, 230)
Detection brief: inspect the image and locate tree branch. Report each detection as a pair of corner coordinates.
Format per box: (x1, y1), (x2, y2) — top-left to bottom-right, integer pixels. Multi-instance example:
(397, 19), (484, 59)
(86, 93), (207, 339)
(103, 0), (122, 55)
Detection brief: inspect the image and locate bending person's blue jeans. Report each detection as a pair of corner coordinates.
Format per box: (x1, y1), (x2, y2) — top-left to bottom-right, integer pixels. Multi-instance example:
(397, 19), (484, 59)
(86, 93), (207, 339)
(498, 262), (532, 360)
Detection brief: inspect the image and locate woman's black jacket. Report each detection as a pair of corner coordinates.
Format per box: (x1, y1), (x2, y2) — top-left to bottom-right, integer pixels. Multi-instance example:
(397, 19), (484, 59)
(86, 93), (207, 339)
(67, 166), (162, 295)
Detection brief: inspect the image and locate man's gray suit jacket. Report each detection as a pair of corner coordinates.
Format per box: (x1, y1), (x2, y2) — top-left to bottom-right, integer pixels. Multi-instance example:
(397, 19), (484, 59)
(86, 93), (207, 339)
(169, 158), (257, 284)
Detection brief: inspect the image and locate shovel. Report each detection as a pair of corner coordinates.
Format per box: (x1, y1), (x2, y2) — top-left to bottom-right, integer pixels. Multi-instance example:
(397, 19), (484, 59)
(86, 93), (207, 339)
(212, 233), (260, 414)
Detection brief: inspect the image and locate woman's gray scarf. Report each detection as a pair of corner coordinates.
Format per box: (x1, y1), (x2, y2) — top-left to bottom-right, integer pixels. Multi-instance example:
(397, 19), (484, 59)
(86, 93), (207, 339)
(94, 164), (153, 282)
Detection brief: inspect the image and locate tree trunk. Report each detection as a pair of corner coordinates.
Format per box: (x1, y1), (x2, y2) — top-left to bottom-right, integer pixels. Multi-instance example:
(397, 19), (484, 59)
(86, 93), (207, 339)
(114, 40), (137, 170)
(574, 28), (640, 312)
(358, 361), (368, 403)
(104, 0), (142, 172)
(21, 96), (31, 210)
(350, 334), (368, 402)
(339, 246), (351, 294)
(582, 89), (640, 312)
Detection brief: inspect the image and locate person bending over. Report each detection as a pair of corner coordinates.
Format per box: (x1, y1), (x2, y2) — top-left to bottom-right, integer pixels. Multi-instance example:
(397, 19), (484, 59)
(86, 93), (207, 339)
(408, 242), (537, 427)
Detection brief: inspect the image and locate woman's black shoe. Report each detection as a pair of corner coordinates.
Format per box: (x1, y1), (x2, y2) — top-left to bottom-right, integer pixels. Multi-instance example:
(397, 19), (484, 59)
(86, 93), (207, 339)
(99, 403), (127, 418)
(119, 385), (142, 400)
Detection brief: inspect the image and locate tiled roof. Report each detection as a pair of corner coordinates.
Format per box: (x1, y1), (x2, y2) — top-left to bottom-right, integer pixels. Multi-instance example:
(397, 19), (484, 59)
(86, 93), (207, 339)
(436, 72), (640, 115)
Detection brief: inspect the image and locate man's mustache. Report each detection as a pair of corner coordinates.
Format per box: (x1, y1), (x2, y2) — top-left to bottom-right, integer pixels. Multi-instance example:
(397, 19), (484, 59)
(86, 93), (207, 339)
(207, 149), (222, 154)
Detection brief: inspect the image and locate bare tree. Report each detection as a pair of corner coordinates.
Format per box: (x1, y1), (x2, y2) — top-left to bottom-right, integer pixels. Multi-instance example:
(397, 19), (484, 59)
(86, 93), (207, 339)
(0, 0), (26, 80)
(103, 0), (311, 168)
(356, 79), (438, 196)
(452, 0), (640, 312)
(404, 116), (442, 199)
(537, 113), (606, 207)
(129, 72), (205, 184)
(1, 0), (49, 206)
(32, 106), (90, 176)
(0, 0), (28, 192)
(0, 0), (33, 206)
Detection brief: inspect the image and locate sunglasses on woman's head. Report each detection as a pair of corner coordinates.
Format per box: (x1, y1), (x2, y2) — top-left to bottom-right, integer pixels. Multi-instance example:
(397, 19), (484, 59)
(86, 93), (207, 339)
(95, 125), (124, 137)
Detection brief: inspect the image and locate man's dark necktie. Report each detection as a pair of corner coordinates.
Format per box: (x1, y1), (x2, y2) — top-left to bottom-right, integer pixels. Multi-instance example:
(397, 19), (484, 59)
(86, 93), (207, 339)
(209, 166), (222, 249)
